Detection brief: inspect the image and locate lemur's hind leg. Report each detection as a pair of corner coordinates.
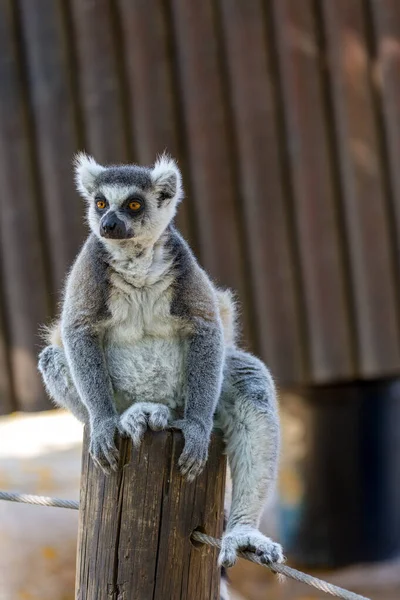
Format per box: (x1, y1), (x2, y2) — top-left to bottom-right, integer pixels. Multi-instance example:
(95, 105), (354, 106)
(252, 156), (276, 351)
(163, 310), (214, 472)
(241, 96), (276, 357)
(215, 348), (283, 568)
(38, 345), (89, 423)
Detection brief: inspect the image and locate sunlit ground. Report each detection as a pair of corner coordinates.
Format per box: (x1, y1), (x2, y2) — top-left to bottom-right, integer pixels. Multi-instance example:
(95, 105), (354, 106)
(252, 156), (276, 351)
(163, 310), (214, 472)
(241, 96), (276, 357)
(0, 410), (82, 600)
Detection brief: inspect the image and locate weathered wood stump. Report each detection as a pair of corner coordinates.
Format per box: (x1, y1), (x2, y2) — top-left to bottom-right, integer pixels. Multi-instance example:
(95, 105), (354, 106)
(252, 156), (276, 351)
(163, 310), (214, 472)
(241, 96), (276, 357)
(76, 429), (226, 600)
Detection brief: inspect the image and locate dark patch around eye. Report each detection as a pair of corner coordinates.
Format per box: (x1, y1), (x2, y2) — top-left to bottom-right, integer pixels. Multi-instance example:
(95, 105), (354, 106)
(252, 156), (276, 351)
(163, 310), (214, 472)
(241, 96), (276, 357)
(123, 195), (145, 215)
(94, 194), (108, 213)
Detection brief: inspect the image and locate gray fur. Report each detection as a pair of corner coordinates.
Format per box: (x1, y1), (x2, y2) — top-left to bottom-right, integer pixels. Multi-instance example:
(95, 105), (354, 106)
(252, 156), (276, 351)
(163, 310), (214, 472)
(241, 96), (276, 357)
(38, 153), (283, 573)
(96, 165), (152, 190)
(39, 345), (88, 423)
(169, 233), (225, 479)
(216, 348), (282, 567)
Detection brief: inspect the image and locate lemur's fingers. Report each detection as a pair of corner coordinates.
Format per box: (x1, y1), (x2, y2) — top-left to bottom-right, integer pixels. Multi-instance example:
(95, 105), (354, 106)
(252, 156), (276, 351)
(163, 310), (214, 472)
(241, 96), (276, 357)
(105, 439), (120, 461)
(119, 409), (147, 447)
(178, 437), (208, 481)
(89, 416), (121, 475)
(256, 542), (283, 564)
(91, 458), (112, 476)
(89, 438), (119, 474)
(185, 456), (207, 482)
(219, 526), (284, 568)
(218, 537), (237, 568)
(147, 405), (170, 431)
(179, 445), (207, 480)
(102, 445), (119, 472)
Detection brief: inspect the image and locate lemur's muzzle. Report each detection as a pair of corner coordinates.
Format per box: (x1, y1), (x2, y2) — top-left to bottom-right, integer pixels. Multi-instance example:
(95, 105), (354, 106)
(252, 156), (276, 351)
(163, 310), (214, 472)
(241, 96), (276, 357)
(100, 213), (129, 239)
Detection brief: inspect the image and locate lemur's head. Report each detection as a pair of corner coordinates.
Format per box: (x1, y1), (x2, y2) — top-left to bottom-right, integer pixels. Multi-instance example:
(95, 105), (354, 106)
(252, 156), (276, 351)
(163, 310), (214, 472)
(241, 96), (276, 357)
(74, 153), (183, 246)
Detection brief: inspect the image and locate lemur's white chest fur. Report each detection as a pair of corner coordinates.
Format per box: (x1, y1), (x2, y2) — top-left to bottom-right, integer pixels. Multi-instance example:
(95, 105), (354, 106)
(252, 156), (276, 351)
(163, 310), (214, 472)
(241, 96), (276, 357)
(103, 243), (189, 412)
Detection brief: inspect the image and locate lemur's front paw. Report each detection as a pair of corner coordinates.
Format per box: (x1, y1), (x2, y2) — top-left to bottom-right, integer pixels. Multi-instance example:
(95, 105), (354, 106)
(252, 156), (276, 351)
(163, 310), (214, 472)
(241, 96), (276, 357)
(219, 525), (284, 568)
(120, 403), (171, 447)
(89, 416), (121, 475)
(173, 419), (210, 482)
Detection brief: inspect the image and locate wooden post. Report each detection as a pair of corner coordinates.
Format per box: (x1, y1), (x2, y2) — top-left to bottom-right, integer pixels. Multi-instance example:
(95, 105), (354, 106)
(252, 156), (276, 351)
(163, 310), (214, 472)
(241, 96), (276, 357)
(76, 428), (226, 600)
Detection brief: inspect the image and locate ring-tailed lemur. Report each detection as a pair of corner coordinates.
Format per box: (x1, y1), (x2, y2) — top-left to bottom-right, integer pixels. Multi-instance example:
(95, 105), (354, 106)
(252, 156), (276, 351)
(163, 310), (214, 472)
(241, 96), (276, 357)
(38, 154), (283, 594)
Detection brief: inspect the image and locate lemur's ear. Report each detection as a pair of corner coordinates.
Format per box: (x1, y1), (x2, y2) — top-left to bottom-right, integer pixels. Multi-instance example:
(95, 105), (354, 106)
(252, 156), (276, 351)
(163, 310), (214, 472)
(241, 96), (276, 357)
(74, 152), (104, 198)
(151, 153), (183, 206)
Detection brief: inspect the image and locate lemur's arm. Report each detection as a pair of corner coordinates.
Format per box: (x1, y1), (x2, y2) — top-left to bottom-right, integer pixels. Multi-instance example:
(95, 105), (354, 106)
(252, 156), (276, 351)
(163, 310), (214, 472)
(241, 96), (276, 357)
(61, 236), (119, 472)
(170, 234), (225, 480)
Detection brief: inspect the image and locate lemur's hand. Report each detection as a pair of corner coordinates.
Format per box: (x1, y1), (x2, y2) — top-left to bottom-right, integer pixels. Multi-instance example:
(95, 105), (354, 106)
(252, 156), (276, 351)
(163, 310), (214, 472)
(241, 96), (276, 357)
(173, 419), (210, 481)
(89, 415), (121, 475)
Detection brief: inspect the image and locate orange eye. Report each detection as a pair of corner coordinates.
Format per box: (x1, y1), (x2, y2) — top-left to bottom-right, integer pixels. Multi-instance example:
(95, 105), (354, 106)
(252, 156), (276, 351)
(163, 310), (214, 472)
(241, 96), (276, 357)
(128, 200), (141, 211)
(96, 199), (106, 210)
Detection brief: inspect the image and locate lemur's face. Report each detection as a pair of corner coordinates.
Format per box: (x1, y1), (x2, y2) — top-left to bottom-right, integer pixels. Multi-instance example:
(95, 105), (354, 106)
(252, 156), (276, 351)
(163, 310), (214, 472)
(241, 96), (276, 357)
(74, 153), (183, 246)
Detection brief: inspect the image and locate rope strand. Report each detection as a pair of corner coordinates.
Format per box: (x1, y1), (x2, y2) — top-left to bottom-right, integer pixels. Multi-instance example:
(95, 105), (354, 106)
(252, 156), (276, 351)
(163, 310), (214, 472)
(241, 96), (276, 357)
(0, 491), (79, 510)
(0, 491), (370, 600)
(191, 530), (370, 600)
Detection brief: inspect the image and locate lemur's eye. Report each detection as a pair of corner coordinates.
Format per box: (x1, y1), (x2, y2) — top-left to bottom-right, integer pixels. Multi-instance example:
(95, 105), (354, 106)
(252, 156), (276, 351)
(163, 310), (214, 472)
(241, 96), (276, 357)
(96, 199), (106, 210)
(128, 200), (141, 211)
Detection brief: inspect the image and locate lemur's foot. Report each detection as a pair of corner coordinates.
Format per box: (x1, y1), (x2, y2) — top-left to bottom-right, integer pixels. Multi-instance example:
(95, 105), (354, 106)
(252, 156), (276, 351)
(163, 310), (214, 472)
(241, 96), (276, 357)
(38, 345), (55, 371)
(119, 402), (171, 447)
(89, 416), (121, 475)
(38, 345), (68, 384)
(219, 525), (284, 568)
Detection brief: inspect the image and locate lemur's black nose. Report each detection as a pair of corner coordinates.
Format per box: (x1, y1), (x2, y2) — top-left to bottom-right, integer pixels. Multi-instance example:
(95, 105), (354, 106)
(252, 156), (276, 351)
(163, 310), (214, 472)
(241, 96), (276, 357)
(102, 221), (116, 233)
(100, 213), (129, 239)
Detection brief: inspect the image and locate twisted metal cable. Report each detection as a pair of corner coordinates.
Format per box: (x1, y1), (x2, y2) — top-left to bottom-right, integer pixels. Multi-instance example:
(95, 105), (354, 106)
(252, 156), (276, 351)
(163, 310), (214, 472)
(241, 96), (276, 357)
(0, 491), (79, 510)
(192, 531), (370, 600)
(0, 491), (370, 600)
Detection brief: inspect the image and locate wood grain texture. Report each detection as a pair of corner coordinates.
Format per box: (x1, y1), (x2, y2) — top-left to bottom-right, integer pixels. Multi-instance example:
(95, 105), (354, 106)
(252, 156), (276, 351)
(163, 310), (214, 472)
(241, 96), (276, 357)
(170, 0), (254, 349)
(18, 0), (85, 295)
(218, 0), (304, 384)
(272, 0), (355, 382)
(117, 0), (195, 245)
(2, 0), (400, 414)
(69, 0), (129, 164)
(0, 0), (51, 411)
(370, 0), (400, 279)
(76, 429), (226, 600)
(323, 0), (400, 376)
(0, 290), (14, 415)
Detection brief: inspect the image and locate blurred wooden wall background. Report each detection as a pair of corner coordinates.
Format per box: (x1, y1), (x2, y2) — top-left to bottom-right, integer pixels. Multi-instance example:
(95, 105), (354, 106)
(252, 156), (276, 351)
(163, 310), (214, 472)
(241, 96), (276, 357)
(0, 0), (400, 413)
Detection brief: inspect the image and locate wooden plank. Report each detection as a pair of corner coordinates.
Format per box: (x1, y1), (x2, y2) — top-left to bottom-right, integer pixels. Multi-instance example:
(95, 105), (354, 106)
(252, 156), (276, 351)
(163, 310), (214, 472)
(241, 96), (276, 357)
(18, 0), (86, 294)
(218, 0), (304, 384)
(322, 0), (400, 376)
(370, 0), (400, 270)
(0, 289), (14, 414)
(271, 0), (355, 382)
(69, 0), (129, 164)
(169, 0), (254, 348)
(76, 429), (226, 600)
(117, 0), (194, 245)
(0, 0), (51, 411)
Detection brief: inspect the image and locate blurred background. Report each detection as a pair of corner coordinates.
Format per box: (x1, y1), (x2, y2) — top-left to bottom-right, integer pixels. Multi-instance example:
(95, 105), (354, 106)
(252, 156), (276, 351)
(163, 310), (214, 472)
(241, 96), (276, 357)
(0, 0), (400, 598)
